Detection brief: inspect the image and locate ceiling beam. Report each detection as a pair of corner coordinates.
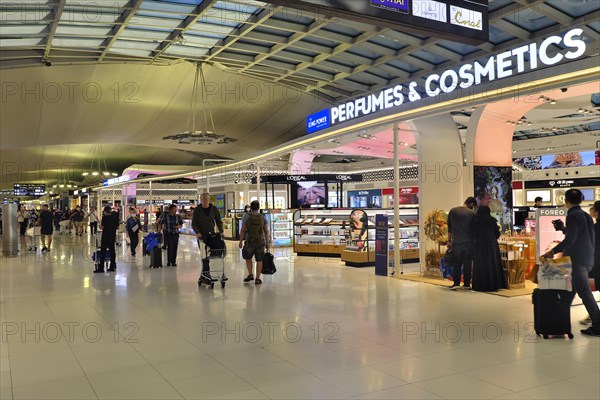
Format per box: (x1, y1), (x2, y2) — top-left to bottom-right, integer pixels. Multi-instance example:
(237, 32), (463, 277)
(98, 0), (143, 62)
(42, 0), (66, 60)
(238, 19), (330, 73)
(275, 28), (384, 82)
(151, 0), (219, 62)
(203, 6), (282, 62)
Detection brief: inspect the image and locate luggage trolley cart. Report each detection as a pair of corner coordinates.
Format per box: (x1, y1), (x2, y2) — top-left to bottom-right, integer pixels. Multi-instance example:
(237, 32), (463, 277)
(197, 237), (228, 289)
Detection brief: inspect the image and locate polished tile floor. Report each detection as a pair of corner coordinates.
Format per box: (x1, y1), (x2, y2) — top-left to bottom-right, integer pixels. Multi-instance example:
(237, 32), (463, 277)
(0, 233), (598, 400)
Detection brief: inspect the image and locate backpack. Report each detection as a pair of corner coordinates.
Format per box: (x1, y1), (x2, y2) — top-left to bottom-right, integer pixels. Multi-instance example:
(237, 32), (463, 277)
(246, 213), (264, 244)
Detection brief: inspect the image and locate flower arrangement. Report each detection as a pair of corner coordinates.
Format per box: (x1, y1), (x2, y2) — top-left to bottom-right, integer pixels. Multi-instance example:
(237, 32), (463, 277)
(423, 209), (448, 277)
(424, 209), (448, 245)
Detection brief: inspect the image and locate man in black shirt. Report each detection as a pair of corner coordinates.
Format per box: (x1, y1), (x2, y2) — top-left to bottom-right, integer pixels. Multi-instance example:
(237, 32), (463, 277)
(544, 189), (598, 337)
(163, 204), (183, 267)
(95, 206), (119, 273)
(448, 197), (477, 290)
(38, 204), (54, 252)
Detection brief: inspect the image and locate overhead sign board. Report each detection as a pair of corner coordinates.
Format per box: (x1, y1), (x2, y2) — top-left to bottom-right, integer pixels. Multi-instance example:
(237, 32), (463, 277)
(104, 176), (130, 186)
(306, 28), (587, 134)
(13, 184), (46, 196)
(252, 174), (363, 184)
(269, 0), (488, 45)
(525, 178), (598, 189)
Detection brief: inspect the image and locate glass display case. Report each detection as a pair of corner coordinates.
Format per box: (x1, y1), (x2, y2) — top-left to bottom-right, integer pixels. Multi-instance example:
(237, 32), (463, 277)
(341, 207), (420, 267)
(293, 207), (420, 266)
(293, 209), (351, 256)
(271, 210), (294, 246)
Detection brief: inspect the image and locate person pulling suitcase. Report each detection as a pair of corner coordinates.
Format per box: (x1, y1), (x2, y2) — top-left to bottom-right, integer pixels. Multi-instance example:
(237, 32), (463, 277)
(543, 189), (599, 337)
(94, 206), (118, 273)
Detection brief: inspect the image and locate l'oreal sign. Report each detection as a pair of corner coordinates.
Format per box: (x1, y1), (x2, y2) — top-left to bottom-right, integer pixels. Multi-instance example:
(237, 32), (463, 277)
(305, 28), (587, 134)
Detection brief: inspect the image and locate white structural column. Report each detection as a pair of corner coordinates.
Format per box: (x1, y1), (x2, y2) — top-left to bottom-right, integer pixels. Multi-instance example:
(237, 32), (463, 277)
(393, 123), (401, 274)
(255, 164), (261, 206)
(409, 114), (466, 273)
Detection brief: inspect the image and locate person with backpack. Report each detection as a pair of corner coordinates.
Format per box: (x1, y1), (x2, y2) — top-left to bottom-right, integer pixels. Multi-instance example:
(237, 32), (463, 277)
(125, 207), (141, 257)
(238, 200), (270, 285)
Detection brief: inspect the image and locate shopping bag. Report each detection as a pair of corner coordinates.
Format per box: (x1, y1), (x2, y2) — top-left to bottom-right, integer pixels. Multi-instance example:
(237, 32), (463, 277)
(26, 227), (40, 237)
(538, 256), (572, 291)
(262, 251), (277, 275)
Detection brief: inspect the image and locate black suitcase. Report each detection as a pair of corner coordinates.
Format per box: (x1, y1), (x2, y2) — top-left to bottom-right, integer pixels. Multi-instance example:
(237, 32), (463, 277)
(532, 289), (575, 339)
(149, 247), (163, 268)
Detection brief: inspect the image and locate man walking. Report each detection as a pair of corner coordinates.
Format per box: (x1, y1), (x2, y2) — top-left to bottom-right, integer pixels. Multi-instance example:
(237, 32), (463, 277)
(126, 207), (141, 257)
(448, 197), (477, 290)
(95, 206), (118, 273)
(38, 204), (54, 252)
(239, 200), (270, 285)
(193, 193), (224, 274)
(163, 204), (183, 267)
(544, 189), (599, 337)
(87, 207), (99, 235)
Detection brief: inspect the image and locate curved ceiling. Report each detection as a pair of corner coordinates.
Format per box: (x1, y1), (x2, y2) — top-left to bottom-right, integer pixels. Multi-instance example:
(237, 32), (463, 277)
(0, 62), (326, 189)
(1, 0), (600, 190)
(2, 0), (599, 101)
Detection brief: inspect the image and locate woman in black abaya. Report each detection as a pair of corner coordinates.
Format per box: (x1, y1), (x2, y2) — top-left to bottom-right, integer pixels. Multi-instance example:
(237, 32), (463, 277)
(472, 205), (508, 292)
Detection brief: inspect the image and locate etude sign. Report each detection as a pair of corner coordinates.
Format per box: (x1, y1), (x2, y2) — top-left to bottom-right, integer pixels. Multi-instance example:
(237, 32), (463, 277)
(305, 28), (587, 134)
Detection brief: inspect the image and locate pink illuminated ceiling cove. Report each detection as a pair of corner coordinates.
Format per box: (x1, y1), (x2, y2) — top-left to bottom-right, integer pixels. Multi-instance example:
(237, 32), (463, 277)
(291, 123), (416, 172)
(475, 81), (600, 166)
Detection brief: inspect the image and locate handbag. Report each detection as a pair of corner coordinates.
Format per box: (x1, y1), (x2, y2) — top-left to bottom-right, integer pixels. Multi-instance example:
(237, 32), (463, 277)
(443, 247), (455, 267)
(262, 250), (277, 275)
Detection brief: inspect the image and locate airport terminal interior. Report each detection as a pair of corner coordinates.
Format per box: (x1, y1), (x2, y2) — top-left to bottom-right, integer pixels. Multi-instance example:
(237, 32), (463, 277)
(1, 0), (600, 399)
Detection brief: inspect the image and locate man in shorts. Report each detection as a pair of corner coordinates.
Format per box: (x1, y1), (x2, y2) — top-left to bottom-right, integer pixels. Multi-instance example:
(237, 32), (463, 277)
(38, 204), (54, 252)
(238, 200), (270, 284)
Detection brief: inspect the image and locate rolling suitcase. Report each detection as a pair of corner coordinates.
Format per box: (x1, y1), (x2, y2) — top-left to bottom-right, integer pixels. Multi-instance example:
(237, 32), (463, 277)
(532, 289), (575, 339)
(149, 246), (163, 268)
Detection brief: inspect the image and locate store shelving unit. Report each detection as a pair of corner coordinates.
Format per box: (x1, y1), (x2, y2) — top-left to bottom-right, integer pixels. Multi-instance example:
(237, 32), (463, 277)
(341, 208), (420, 267)
(293, 209), (350, 256)
(293, 207), (420, 265)
(271, 210), (294, 246)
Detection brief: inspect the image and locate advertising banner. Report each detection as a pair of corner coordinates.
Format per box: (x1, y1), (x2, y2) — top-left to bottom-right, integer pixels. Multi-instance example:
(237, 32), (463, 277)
(535, 208), (567, 260)
(474, 166), (513, 230)
(375, 214), (389, 276)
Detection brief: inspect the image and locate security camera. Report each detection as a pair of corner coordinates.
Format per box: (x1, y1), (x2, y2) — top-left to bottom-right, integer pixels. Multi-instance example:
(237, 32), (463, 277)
(560, 88), (568, 93)
(43, 60), (51, 67)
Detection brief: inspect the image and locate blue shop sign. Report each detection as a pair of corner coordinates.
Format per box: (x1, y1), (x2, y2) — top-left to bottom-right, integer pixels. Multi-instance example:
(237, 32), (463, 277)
(306, 109), (331, 134)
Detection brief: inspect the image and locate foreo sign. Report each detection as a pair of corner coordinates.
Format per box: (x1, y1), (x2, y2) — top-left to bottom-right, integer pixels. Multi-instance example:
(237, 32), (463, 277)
(306, 28), (587, 133)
